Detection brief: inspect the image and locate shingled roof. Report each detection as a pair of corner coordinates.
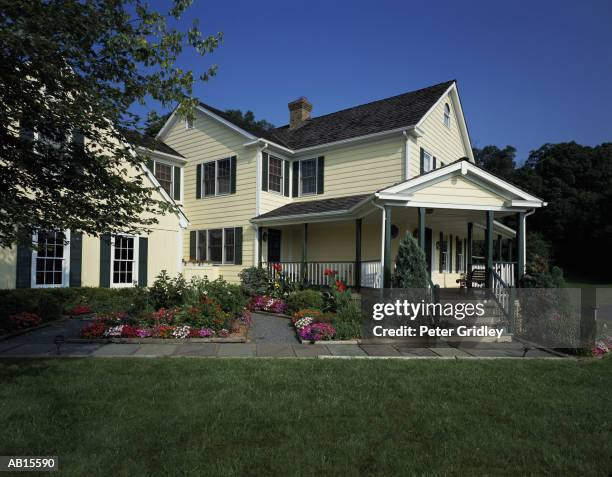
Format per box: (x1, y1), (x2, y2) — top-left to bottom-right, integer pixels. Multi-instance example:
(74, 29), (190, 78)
(123, 129), (185, 158)
(200, 80), (455, 150)
(253, 194), (371, 221)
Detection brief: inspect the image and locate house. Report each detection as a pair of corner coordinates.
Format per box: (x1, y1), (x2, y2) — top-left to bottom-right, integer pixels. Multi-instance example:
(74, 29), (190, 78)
(0, 135), (188, 290)
(1, 80), (545, 290)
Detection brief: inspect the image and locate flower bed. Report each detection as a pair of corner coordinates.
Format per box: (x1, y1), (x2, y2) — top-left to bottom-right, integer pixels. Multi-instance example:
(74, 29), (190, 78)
(78, 297), (251, 343)
(248, 295), (287, 314)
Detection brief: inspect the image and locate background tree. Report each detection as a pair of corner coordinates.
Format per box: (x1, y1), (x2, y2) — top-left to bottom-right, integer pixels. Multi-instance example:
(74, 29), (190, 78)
(473, 145), (517, 181)
(473, 142), (612, 280)
(0, 0), (222, 247)
(223, 109), (275, 132)
(392, 234), (429, 288)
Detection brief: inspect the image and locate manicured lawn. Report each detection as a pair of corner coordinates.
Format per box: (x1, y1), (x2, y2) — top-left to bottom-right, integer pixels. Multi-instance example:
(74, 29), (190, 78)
(0, 358), (610, 476)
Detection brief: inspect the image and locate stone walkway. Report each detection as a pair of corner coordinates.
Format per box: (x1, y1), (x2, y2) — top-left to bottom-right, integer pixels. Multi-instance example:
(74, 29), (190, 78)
(0, 314), (563, 359)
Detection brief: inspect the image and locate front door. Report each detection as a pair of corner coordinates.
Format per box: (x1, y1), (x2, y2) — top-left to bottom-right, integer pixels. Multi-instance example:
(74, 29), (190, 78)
(267, 229), (282, 262)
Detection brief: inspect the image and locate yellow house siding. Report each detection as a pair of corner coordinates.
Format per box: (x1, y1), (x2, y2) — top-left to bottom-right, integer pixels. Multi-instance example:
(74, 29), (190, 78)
(294, 136), (404, 201)
(0, 246), (17, 289)
(162, 111), (258, 283)
(413, 93), (467, 174)
(411, 175), (506, 207)
(260, 190), (291, 215)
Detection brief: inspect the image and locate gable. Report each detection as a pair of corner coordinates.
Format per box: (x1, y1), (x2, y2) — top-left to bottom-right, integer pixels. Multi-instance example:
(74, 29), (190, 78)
(410, 175), (506, 207)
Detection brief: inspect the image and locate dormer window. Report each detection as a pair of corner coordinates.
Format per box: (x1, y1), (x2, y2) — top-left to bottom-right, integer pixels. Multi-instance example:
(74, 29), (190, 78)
(443, 103), (451, 128)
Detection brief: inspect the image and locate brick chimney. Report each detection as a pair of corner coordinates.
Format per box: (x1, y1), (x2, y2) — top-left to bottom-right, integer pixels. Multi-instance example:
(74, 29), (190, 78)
(288, 97), (312, 129)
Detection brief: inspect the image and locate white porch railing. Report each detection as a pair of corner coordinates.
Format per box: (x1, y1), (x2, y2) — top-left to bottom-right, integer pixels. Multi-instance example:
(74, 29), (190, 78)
(473, 261), (516, 287)
(264, 261), (383, 288)
(360, 261), (382, 288)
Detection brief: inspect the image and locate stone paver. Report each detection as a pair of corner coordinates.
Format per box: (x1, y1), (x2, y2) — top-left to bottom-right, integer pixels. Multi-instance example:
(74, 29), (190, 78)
(217, 343), (255, 357)
(250, 313), (297, 344)
(463, 348), (514, 358)
(173, 343), (219, 357)
(430, 347), (472, 358)
(0, 342), (23, 353)
(256, 344), (295, 357)
(360, 344), (400, 357)
(59, 343), (101, 356)
(293, 345), (331, 357)
(134, 344), (178, 357)
(92, 343), (140, 357)
(395, 346), (438, 357)
(328, 344), (367, 357)
(0, 343), (56, 357)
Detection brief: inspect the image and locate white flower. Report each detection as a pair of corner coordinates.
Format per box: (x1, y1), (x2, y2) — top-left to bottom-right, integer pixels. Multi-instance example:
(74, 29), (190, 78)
(172, 325), (191, 339)
(104, 325), (124, 337)
(294, 317), (313, 330)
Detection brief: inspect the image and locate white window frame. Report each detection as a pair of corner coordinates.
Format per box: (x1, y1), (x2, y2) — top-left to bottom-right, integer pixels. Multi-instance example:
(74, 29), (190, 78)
(110, 234), (139, 288)
(31, 230), (71, 288)
(443, 103), (451, 128)
(153, 160), (175, 199)
(201, 157), (233, 197)
(195, 228), (236, 265)
(267, 155), (284, 195)
(423, 150), (433, 173)
(299, 158), (318, 196)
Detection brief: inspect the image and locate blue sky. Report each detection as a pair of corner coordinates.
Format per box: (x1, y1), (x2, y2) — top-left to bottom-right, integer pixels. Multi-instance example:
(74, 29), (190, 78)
(146, 0), (611, 163)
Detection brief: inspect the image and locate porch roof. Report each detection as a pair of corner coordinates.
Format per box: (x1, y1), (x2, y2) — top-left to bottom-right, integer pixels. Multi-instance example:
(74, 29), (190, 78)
(252, 194), (371, 224)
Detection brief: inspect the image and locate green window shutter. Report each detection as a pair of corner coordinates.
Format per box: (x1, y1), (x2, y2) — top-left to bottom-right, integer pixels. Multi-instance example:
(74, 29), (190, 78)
(439, 232), (444, 274)
(16, 232), (32, 288)
(196, 164), (202, 199)
(19, 121), (34, 143)
(173, 166), (181, 200)
(189, 231), (196, 261)
(449, 234), (453, 272)
(433, 157), (437, 170)
(419, 148), (425, 174)
(261, 153), (268, 191)
(292, 161), (299, 197)
(69, 232), (83, 287)
(230, 156), (237, 194)
(283, 160), (290, 197)
(99, 234), (111, 287)
(138, 237), (148, 287)
(234, 227), (243, 265)
(317, 156), (324, 194)
(73, 130), (85, 158)
(146, 158), (154, 173)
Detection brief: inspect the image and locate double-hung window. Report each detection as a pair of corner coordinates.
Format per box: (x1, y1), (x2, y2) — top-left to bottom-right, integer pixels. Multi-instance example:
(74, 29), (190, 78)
(201, 157), (233, 196)
(216, 158), (231, 194)
(423, 150), (433, 173)
(268, 155), (283, 194)
(195, 228), (239, 264)
(154, 162), (173, 197)
(300, 158), (317, 195)
(112, 235), (138, 286)
(32, 230), (69, 287)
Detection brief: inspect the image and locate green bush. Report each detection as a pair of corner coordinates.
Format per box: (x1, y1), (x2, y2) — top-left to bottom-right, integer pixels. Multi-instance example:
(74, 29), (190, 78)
(286, 289), (324, 314)
(148, 271), (187, 309)
(333, 320), (361, 340)
(0, 287), (149, 331)
(238, 266), (270, 296)
(183, 276), (247, 318)
(392, 233), (429, 288)
(335, 300), (362, 323)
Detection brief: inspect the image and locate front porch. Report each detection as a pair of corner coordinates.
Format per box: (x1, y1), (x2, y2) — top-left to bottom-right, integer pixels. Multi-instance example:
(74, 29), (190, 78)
(252, 159), (545, 291)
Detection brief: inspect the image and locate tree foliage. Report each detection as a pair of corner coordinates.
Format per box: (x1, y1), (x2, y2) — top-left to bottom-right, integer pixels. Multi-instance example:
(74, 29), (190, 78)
(223, 109), (275, 132)
(0, 0), (222, 247)
(474, 142), (612, 278)
(392, 234), (429, 288)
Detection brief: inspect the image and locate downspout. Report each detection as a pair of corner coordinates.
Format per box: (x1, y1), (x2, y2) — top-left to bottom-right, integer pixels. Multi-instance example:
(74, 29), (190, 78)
(402, 130), (411, 180)
(254, 143), (267, 267)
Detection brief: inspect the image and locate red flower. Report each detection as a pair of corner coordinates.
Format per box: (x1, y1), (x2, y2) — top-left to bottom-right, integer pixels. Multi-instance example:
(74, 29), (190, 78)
(335, 279), (346, 292)
(272, 263), (282, 273)
(70, 304), (92, 316)
(324, 268), (338, 276)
